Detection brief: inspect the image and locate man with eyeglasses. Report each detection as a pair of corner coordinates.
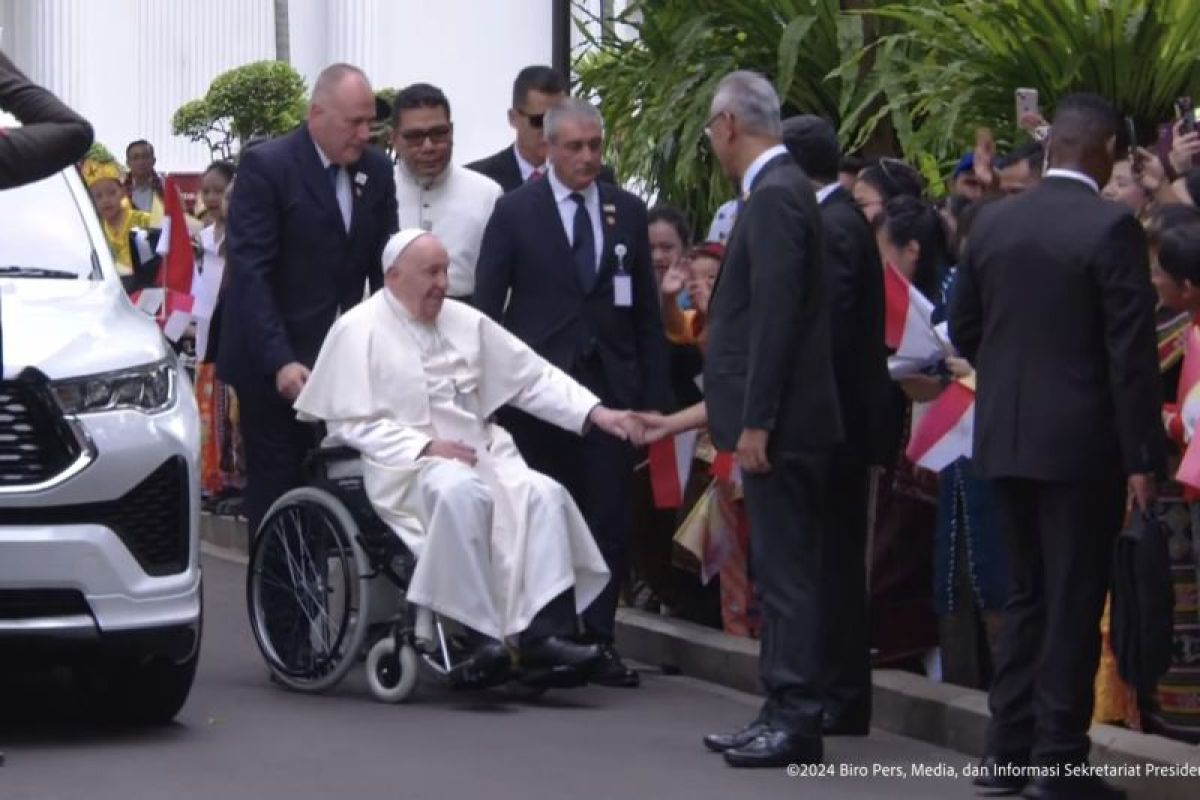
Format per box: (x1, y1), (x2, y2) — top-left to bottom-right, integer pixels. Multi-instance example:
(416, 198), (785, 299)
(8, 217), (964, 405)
(391, 83), (501, 302)
(467, 65), (614, 193)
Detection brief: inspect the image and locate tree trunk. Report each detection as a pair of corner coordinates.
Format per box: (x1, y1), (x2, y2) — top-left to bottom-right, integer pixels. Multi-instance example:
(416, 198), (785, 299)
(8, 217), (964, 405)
(273, 0), (290, 63)
(841, 0), (898, 157)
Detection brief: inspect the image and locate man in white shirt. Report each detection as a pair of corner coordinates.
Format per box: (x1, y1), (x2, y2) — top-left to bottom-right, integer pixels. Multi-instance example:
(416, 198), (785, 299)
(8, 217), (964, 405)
(390, 83), (502, 301)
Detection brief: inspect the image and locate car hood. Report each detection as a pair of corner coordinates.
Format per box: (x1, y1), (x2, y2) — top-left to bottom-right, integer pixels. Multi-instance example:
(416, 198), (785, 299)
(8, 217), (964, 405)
(0, 279), (166, 381)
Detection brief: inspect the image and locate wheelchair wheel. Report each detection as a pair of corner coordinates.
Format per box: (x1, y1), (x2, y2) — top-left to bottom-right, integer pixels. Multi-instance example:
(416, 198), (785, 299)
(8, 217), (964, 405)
(247, 486), (372, 693)
(365, 636), (420, 703)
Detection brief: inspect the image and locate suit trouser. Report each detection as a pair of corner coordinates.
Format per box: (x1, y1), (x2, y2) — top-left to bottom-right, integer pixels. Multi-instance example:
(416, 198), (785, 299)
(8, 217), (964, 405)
(234, 376), (318, 531)
(742, 448), (833, 735)
(819, 445), (872, 724)
(502, 408), (634, 642)
(986, 473), (1125, 768)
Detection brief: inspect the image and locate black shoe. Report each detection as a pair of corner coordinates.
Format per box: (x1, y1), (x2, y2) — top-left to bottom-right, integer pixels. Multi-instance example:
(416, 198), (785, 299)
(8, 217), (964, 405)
(972, 754), (1030, 796)
(1021, 775), (1126, 800)
(822, 711), (870, 737)
(590, 643), (640, 688)
(448, 640), (511, 688)
(703, 721), (770, 753)
(723, 728), (822, 768)
(520, 636), (602, 672)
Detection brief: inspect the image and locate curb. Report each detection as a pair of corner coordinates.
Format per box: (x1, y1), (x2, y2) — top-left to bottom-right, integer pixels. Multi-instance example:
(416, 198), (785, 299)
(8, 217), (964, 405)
(201, 514), (1197, 796)
(613, 608), (1199, 799)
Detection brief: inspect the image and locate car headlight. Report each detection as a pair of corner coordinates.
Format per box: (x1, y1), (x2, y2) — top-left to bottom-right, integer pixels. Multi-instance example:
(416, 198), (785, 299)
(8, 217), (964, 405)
(50, 359), (176, 414)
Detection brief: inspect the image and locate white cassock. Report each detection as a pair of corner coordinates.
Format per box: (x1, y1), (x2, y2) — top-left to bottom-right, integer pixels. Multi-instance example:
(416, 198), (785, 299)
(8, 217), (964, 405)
(293, 289), (610, 640)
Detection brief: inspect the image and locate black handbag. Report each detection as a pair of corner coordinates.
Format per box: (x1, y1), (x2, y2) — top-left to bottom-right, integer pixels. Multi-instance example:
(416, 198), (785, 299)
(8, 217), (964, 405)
(1110, 508), (1175, 691)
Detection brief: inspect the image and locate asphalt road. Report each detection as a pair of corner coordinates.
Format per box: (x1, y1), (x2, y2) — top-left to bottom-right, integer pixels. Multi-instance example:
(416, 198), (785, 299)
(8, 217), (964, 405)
(0, 549), (979, 800)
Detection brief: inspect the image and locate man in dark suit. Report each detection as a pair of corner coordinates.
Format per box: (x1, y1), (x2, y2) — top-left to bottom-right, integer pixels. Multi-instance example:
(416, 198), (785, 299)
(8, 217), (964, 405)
(950, 93), (1163, 800)
(783, 114), (888, 738)
(0, 48), (93, 190)
(700, 72), (843, 768)
(466, 65), (614, 193)
(218, 63), (398, 528)
(475, 98), (668, 688)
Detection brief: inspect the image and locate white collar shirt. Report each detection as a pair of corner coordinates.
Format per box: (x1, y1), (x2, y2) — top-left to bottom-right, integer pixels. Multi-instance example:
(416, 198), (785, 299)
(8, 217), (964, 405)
(547, 166), (604, 269)
(314, 140), (352, 231)
(741, 143), (790, 198)
(1043, 167), (1099, 194)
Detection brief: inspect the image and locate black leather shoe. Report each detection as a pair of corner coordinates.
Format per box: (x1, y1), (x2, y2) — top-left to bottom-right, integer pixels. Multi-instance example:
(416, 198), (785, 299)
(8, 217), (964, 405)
(703, 721), (770, 753)
(972, 754), (1030, 796)
(520, 636), (602, 672)
(449, 640), (511, 688)
(723, 728), (822, 768)
(590, 643), (640, 688)
(1021, 775), (1126, 800)
(822, 711), (870, 737)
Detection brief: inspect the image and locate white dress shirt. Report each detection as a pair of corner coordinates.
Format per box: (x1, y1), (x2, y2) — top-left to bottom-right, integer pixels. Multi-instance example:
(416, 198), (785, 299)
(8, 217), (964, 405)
(547, 166), (604, 269)
(395, 162), (503, 297)
(741, 143), (790, 197)
(816, 182), (840, 205)
(1043, 167), (1099, 194)
(314, 140), (352, 231)
(513, 144), (544, 183)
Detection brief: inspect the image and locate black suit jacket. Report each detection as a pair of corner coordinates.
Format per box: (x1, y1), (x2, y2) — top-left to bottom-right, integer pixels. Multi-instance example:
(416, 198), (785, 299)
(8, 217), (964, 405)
(0, 49), (93, 190)
(474, 177), (669, 410)
(704, 153), (843, 453)
(820, 185), (890, 463)
(217, 126), (398, 386)
(466, 145), (617, 193)
(949, 175), (1164, 481)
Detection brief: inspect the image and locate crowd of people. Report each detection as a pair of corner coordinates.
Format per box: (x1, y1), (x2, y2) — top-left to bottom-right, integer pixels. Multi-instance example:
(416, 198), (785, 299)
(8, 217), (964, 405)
(57, 54), (1200, 797)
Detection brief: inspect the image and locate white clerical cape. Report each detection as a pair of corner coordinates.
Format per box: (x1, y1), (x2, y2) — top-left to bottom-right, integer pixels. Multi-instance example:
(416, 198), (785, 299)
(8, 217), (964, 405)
(294, 291), (610, 638)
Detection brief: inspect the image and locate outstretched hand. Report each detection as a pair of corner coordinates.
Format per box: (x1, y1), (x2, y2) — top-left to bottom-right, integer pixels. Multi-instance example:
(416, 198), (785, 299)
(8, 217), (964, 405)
(630, 411), (676, 446)
(589, 406), (643, 442)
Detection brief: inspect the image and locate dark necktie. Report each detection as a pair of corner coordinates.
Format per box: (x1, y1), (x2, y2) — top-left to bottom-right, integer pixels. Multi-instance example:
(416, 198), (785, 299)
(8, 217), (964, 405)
(569, 192), (596, 291)
(327, 163), (340, 191)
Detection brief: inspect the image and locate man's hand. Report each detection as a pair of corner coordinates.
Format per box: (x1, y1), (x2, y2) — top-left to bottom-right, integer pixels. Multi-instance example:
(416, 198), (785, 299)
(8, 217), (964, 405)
(736, 428), (771, 474)
(1128, 473), (1157, 514)
(275, 362), (311, 401)
(589, 406), (639, 442)
(420, 440), (478, 466)
(631, 411), (674, 445)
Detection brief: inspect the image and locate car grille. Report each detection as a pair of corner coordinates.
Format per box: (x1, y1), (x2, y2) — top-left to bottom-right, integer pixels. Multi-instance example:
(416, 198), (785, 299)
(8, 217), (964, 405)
(0, 589), (90, 619)
(0, 457), (191, 576)
(0, 381), (82, 488)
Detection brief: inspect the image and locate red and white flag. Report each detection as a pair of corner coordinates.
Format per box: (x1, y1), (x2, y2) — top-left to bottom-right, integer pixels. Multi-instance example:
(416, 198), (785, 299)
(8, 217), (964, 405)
(885, 262), (947, 367)
(152, 177), (195, 342)
(906, 380), (976, 471)
(648, 431), (698, 508)
(711, 450), (742, 486)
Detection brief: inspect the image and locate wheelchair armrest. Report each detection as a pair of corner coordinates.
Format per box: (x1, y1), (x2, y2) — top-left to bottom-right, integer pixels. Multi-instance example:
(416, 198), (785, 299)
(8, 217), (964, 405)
(303, 444), (364, 482)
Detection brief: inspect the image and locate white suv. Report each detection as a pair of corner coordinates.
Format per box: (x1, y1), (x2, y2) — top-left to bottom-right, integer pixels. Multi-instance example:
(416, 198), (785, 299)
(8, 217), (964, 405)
(0, 165), (202, 723)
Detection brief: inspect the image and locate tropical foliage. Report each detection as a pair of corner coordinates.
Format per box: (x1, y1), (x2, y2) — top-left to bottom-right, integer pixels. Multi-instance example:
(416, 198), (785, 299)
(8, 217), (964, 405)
(172, 61), (307, 161)
(576, 0), (1200, 224)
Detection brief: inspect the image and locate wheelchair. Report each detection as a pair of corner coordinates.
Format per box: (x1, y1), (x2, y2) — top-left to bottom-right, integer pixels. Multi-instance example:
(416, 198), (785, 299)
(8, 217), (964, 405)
(245, 446), (556, 703)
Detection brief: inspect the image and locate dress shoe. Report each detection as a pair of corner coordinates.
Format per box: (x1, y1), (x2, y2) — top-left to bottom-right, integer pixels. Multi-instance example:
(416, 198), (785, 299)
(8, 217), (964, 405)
(703, 721), (770, 753)
(723, 727), (822, 768)
(520, 636), (602, 672)
(971, 754), (1030, 796)
(448, 639), (511, 688)
(821, 711), (870, 737)
(589, 643), (640, 688)
(1021, 775), (1126, 800)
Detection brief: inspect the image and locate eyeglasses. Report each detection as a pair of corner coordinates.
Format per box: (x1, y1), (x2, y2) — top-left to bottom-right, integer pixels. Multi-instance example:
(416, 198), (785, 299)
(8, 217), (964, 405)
(515, 109), (546, 129)
(397, 125), (452, 146)
(703, 110), (731, 139)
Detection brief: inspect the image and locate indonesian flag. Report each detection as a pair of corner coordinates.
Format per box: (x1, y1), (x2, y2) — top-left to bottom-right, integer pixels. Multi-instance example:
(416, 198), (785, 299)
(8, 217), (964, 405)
(648, 431), (698, 508)
(711, 450), (742, 486)
(905, 379), (976, 471)
(885, 262), (948, 372)
(153, 177), (195, 342)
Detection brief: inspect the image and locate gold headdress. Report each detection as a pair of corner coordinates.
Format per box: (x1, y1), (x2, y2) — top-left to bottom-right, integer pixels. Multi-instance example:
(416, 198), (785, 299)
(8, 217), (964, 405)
(82, 159), (122, 188)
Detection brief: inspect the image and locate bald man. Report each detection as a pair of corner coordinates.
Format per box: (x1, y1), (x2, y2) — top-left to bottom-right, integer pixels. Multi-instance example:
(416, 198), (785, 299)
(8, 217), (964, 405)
(218, 63), (398, 527)
(296, 229), (638, 679)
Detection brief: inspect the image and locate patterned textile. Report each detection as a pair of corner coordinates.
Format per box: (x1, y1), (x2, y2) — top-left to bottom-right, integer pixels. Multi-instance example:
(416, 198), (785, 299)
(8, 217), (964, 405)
(195, 363), (245, 496)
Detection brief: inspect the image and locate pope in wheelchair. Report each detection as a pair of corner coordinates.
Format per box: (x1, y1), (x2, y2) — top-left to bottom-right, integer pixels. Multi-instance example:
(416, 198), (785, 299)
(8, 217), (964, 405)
(288, 228), (637, 691)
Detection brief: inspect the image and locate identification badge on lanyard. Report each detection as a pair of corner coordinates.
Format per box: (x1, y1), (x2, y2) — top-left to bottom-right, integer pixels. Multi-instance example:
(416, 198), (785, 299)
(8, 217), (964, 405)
(613, 243), (633, 308)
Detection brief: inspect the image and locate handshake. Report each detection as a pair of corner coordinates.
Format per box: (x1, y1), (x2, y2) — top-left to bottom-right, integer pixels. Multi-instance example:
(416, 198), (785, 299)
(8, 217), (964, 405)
(588, 406), (676, 446)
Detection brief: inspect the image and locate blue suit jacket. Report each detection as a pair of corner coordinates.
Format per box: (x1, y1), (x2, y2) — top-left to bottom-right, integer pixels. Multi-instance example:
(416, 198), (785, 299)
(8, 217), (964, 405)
(217, 126), (397, 387)
(474, 176), (669, 410)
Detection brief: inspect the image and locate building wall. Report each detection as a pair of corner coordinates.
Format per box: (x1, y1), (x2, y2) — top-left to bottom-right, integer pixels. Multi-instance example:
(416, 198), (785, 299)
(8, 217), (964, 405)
(1, 0), (557, 171)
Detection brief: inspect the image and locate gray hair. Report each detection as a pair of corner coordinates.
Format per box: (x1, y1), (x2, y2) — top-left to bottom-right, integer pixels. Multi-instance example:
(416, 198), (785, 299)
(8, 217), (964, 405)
(711, 71), (782, 138)
(312, 63), (370, 104)
(545, 97), (604, 143)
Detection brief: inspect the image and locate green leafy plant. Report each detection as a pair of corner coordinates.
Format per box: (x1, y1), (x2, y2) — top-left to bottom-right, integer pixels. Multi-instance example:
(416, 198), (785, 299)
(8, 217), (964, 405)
(574, 0), (874, 232)
(172, 61), (307, 161)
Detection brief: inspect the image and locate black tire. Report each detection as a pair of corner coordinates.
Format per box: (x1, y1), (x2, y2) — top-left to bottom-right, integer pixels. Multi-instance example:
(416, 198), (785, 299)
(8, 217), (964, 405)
(247, 486), (371, 693)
